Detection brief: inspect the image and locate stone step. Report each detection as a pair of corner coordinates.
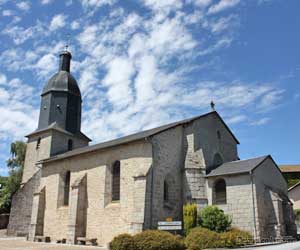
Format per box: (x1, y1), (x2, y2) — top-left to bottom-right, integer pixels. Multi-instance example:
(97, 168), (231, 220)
(77, 237), (97, 246)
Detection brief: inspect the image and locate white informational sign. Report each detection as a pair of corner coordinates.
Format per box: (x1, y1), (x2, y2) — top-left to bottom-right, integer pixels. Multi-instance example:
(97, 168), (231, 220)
(157, 221), (182, 231)
(158, 221), (182, 226)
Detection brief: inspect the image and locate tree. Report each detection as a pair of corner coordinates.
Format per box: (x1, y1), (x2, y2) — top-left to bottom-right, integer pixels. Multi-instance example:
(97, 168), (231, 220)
(0, 141), (26, 214)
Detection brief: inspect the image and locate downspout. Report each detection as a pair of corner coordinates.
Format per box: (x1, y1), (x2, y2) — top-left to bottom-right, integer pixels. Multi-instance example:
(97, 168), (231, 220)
(250, 170), (258, 240)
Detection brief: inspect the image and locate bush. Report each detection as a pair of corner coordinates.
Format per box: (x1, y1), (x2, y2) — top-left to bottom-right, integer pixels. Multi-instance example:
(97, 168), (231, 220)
(185, 227), (221, 250)
(198, 205), (231, 233)
(294, 209), (300, 220)
(183, 203), (197, 235)
(134, 230), (185, 250)
(220, 228), (253, 247)
(110, 234), (135, 250)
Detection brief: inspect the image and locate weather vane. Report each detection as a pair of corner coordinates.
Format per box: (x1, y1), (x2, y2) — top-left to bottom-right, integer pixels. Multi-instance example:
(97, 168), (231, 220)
(64, 33), (71, 52)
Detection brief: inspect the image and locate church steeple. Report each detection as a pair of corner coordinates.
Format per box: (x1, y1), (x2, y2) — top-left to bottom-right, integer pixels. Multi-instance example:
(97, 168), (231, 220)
(59, 51), (71, 72)
(38, 51), (82, 134)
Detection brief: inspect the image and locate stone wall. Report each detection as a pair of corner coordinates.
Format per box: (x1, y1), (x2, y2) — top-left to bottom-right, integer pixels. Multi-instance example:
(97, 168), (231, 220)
(39, 140), (152, 245)
(0, 214), (9, 229)
(150, 126), (184, 228)
(253, 158), (297, 238)
(50, 130), (89, 156)
(289, 186), (300, 210)
(183, 113), (238, 208)
(7, 170), (41, 236)
(206, 174), (255, 234)
(22, 132), (52, 184)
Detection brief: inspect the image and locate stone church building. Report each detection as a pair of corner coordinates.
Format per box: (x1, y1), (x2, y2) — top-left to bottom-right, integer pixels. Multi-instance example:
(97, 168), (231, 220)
(7, 51), (296, 245)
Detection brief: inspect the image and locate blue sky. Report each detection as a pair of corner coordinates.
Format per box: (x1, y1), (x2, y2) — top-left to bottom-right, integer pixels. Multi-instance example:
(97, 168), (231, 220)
(0, 0), (299, 176)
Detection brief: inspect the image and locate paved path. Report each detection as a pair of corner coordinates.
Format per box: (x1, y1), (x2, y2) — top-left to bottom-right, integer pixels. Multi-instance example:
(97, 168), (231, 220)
(0, 238), (107, 250)
(233, 241), (300, 250)
(1, 238), (300, 250)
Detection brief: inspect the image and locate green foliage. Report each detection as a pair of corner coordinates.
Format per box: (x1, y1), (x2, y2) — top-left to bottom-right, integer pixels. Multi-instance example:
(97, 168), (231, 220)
(0, 141), (26, 214)
(198, 205), (231, 233)
(134, 230), (185, 250)
(282, 173), (300, 188)
(185, 227), (221, 250)
(110, 234), (136, 250)
(7, 141), (26, 171)
(220, 228), (253, 247)
(294, 209), (300, 221)
(183, 203), (197, 235)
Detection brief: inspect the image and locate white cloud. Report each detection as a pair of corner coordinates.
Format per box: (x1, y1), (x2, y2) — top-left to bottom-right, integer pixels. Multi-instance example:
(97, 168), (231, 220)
(49, 14), (67, 31)
(2, 9), (13, 16)
(250, 117), (270, 126)
(0, 0), (286, 148)
(208, 15), (239, 33)
(142, 0), (183, 10)
(0, 74), (38, 141)
(35, 54), (57, 77)
(102, 57), (135, 109)
(16, 1), (31, 11)
(40, 0), (53, 4)
(192, 0), (212, 8)
(226, 115), (247, 124)
(80, 0), (116, 9)
(208, 0), (240, 14)
(2, 21), (46, 45)
(0, 74), (7, 85)
(71, 20), (80, 30)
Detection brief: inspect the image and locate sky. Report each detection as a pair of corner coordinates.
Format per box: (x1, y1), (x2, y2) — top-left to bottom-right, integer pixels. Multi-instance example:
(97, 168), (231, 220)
(0, 0), (299, 176)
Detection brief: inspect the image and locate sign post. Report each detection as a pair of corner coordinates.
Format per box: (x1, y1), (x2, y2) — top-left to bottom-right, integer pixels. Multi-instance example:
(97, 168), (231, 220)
(157, 221), (182, 232)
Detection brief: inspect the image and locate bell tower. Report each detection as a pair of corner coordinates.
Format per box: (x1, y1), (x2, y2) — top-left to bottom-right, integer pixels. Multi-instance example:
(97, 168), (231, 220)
(22, 50), (91, 183)
(7, 49), (91, 237)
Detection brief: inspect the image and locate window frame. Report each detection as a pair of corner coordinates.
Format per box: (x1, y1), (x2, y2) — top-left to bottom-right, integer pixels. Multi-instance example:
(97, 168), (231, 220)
(111, 161), (121, 202)
(213, 178), (227, 205)
(63, 171), (71, 206)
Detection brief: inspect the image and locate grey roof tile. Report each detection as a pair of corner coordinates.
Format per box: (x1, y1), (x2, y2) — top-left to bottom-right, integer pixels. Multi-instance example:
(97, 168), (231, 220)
(206, 155), (269, 177)
(40, 111), (239, 164)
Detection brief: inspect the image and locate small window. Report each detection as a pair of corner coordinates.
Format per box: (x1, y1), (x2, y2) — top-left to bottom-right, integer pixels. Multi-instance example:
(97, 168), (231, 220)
(214, 179), (226, 204)
(217, 130), (221, 140)
(112, 161), (120, 202)
(63, 171), (71, 206)
(36, 137), (41, 150)
(164, 180), (169, 202)
(68, 139), (73, 151)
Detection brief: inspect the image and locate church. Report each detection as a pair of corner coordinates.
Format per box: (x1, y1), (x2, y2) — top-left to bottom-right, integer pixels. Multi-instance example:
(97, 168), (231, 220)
(7, 50), (296, 246)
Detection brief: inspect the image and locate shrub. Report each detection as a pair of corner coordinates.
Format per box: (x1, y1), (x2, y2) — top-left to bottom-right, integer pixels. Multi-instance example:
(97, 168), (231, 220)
(185, 227), (221, 250)
(294, 209), (300, 220)
(183, 203), (198, 235)
(198, 205), (231, 233)
(134, 230), (185, 250)
(110, 234), (136, 250)
(220, 228), (253, 247)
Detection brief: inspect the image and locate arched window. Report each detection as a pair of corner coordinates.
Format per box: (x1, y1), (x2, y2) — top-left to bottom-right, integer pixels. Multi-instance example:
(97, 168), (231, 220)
(112, 161), (120, 202)
(164, 180), (169, 202)
(214, 179), (226, 204)
(36, 137), (41, 150)
(68, 139), (73, 151)
(64, 171), (71, 206)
